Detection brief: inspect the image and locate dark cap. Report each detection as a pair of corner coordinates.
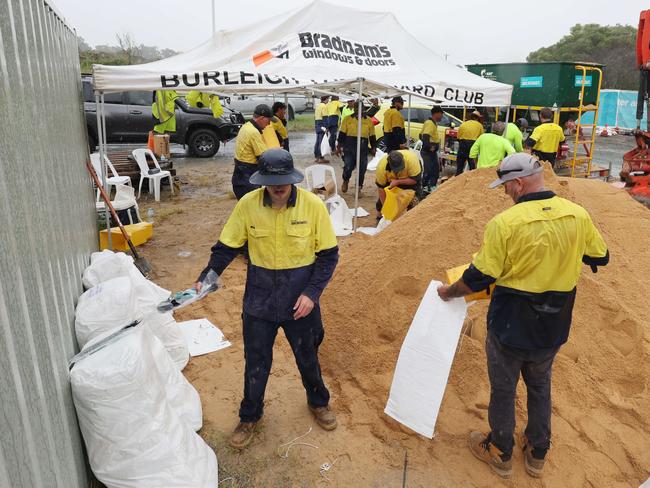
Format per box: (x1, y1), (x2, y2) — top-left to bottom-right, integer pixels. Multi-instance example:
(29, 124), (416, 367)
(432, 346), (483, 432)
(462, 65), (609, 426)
(392, 96), (404, 104)
(249, 148), (304, 186)
(489, 153), (543, 188)
(387, 150), (405, 172)
(253, 104), (272, 118)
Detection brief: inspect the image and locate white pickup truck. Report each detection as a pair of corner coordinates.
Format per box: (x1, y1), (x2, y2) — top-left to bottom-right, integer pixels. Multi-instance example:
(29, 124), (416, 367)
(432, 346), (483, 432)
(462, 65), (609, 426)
(222, 94), (313, 120)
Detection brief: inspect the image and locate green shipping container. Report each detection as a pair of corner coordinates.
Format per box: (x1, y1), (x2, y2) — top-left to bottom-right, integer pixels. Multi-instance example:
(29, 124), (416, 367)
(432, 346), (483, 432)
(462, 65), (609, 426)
(466, 62), (603, 108)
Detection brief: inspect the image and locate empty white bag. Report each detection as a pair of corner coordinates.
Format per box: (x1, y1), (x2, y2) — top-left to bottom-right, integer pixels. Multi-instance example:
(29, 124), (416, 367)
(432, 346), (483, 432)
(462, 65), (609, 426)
(384, 280), (468, 438)
(70, 325), (217, 488)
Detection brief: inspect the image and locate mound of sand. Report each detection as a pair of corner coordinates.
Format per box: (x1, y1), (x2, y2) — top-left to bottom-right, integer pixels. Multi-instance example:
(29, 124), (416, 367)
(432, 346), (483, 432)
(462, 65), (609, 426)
(321, 167), (650, 486)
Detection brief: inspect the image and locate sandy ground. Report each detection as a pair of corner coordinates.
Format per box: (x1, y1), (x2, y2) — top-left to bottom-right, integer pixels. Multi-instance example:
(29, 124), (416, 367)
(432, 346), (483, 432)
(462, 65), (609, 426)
(131, 132), (649, 487)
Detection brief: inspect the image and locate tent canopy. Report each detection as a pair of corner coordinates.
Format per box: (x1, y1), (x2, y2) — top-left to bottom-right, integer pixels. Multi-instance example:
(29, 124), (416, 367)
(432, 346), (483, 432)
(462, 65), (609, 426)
(93, 1), (512, 107)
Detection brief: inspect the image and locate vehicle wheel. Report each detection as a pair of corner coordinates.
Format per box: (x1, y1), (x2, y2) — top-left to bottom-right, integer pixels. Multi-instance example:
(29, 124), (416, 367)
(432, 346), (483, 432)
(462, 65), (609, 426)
(188, 128), (220, 157)
(377, 137), (387, 152)
(88, 133), (97, 152)
(288, 105), (295, 121)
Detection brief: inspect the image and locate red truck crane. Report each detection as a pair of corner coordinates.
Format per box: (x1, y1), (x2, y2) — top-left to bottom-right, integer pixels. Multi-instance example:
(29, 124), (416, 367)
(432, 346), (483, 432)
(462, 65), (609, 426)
(623, 9), (650, 204)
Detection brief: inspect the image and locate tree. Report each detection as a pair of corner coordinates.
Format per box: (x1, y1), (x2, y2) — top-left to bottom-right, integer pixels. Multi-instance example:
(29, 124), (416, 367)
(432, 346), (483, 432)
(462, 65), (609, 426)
(527, 24), (638, 90)
(116, 32), (142, 64)
(77, 36), (91, 53)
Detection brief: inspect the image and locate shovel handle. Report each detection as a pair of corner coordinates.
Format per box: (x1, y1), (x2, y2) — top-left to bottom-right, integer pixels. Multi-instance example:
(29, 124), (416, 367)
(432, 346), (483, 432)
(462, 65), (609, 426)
(86, 160), (141, 258)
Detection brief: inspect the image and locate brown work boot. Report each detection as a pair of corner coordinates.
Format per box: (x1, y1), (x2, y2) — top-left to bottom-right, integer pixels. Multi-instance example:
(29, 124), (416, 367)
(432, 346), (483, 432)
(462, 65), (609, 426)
(317, 157), (330, 164)
(520, 433), (546, 478)
(309, 405), (338, 431)
(229, 421), (258, 450)
(341, 180), (349, 193)
(468, 431), (513, 479)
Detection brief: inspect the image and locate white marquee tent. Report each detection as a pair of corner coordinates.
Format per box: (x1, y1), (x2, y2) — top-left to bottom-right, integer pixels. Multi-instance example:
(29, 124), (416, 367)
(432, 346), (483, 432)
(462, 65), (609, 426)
(92, 1), (513, 231)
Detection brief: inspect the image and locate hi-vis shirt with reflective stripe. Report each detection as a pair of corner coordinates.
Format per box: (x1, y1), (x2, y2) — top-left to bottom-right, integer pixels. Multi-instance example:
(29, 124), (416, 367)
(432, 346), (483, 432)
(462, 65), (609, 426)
(234, 121), (268, 164)
(472, 196), (608, 293)
(219, 187), (337, 270)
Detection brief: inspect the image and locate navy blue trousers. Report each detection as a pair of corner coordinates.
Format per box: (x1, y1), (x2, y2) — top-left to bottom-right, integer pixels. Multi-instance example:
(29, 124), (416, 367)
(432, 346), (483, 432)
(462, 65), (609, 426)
(239, 308), (330, 422)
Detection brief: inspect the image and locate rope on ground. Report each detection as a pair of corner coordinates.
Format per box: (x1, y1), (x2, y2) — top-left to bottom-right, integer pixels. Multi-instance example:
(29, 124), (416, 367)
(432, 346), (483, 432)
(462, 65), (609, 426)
(218, 477), (235, 486)
(319, 453), (351, 482)
(276, 426), (319, 459)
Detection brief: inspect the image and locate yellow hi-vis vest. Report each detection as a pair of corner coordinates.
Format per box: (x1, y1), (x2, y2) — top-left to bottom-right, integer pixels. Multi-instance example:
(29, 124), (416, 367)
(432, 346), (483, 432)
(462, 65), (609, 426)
(152, 90), (178, 134)
(187, 91), (224, 118)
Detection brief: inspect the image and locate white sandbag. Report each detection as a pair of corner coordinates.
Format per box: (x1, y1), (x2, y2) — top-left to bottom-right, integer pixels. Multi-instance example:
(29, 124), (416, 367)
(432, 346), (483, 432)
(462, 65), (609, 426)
(75, 277), (137, 349)
(80, 251), (189, 370)
(326, 195), (353, 237)
(320, 130), (331, 157)
(70, 325), (217, 487)
(385, 280), (468, 438)
(140, 312), (190, 371)
(367, 148), (386, 171)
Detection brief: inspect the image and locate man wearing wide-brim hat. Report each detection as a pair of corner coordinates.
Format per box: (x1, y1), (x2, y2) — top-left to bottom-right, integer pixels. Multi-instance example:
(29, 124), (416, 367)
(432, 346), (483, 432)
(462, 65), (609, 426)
(196, 148), (339, 449)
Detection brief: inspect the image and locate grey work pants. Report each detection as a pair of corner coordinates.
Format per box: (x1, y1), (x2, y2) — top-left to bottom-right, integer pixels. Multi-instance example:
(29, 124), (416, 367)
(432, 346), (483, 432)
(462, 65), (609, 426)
(486, 331), (559, 456)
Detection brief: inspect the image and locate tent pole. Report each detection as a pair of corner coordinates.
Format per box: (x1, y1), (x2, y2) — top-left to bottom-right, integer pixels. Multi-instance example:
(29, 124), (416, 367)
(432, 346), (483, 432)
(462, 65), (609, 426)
(211, 0), (216, 36)
(353, 78), (364, 232)
(505, 107), (511, 124)
(407, 94), (412, 147)
(96, 92), (112, 250)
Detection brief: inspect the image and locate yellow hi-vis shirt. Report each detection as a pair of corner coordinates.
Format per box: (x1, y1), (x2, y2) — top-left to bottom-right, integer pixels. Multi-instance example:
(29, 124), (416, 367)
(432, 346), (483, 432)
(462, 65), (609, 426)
(383, 107), (405, 133)
(421, 119), (440, 144)
(529, 122), (565, 153)
(457, 119), (484, 141)
(375, 150), (421, 187)
(469, 133), (516, 168)
(234, 121), (268, 164)
(271, 116), (288, 140)
(219, 187), (338, 270)
(152, 90), (178, 134)
(472, 195), (608, 293)
(326, 99), (343, 116)
(186, 91), (224, 118)
(339, 114), (374, 138)
(315, 102), (328, 121)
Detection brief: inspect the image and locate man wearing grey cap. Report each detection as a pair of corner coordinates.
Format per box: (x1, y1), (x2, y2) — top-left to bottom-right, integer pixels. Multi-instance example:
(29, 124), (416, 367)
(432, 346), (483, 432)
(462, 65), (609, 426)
(437, 153), (609, 479)
(231, 104), (272, 199)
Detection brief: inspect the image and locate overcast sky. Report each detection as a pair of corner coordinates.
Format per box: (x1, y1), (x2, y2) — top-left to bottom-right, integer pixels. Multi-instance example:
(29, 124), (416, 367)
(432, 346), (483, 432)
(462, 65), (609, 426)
(53, 0), (647, 65)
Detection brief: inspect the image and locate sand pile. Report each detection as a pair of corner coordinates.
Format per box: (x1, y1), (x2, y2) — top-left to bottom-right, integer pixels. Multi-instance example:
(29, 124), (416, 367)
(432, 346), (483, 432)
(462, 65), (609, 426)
(321, 168), (650, 486)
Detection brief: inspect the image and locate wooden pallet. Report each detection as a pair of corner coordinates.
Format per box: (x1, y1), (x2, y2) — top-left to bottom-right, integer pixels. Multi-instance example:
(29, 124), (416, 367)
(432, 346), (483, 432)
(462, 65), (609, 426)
(106, 150), (176, 184)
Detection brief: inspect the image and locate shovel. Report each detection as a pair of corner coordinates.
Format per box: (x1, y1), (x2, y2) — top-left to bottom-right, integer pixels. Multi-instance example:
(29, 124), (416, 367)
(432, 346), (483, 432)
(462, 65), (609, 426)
(86, 160), (153, 277)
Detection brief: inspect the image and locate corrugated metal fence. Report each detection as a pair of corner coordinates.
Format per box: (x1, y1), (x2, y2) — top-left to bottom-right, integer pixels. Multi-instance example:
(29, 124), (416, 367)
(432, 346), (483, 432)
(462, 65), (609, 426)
(0, 0), (96, 486)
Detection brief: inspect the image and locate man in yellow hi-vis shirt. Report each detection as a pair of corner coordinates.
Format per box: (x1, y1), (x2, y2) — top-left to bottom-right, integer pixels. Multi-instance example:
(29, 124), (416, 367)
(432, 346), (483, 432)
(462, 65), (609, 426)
(232, 104), (271, 199)
(525, 107), (565, 167)
(456, 110), (484, 174)
(438, 153), (608, 480)
(197, 148), (339, 450)
(336, 102), (376, 193)
(420, 106), (443, 191)
(270, 101), (289, 151)
(382, 96), (406, 152)
(375, 150), (421, 217)
(314, 96), (329, 163)
(325, 95), (343, 153)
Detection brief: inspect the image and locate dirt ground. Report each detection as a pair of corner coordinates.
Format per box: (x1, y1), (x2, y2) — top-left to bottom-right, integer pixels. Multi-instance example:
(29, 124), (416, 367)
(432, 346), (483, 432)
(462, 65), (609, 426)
(134, 132), (649, 487)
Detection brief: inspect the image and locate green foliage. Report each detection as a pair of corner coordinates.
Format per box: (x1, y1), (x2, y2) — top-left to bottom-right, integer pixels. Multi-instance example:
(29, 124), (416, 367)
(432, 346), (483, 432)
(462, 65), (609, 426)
(527, 24), (638, 89)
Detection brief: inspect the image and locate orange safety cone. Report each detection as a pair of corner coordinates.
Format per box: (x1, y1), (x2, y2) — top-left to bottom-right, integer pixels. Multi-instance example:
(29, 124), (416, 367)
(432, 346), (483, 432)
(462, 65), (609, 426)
(147, 131), (155, 151)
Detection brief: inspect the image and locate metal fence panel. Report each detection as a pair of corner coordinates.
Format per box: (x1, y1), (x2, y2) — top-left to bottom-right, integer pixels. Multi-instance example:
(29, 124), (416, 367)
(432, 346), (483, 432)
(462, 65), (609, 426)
(0, 0), (96, 486)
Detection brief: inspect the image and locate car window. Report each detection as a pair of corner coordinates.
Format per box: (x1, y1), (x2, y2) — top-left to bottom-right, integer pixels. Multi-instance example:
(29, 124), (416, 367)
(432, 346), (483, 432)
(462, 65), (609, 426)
(399, 108), (428, 124)
(103, 92), (123, 104)
(125, 91), (153, 106)
(82, 80), (94, 102)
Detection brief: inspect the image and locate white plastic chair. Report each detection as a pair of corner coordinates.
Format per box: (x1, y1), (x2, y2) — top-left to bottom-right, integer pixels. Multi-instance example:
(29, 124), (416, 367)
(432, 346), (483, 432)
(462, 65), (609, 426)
(90, 153), (131, 197)
(132, 148), (174, 202)
(95, 184), (141, 224)
(304, 164), (338, 197)
(411, 140), (423, 151)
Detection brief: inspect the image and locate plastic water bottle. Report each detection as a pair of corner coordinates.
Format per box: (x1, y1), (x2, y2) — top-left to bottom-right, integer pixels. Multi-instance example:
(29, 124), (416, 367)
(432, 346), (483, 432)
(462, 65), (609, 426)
(147, 208), (154, 223)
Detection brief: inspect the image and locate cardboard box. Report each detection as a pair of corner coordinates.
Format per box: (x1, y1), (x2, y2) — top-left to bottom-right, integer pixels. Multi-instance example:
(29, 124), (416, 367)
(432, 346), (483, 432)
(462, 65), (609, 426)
(153, 134), (170, 158)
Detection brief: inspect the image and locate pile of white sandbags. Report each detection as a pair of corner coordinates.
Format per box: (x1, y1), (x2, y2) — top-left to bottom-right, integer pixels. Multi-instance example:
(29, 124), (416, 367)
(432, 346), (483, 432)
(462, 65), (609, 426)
(77, 250), (189, 369)
(70, 325), (217, 487)
(70, 250), (217, 487)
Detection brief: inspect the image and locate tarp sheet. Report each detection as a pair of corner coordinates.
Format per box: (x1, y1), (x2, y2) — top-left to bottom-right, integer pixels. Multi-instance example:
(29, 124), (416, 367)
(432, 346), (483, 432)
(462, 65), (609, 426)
(385, 280), (468, 438)
(580, 89), (647, 130)
(92, 1), (512, 107)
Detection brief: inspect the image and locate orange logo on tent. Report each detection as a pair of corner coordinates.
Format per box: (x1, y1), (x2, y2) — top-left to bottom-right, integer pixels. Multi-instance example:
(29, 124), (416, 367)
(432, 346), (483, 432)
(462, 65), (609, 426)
(253, 43), (289, 66)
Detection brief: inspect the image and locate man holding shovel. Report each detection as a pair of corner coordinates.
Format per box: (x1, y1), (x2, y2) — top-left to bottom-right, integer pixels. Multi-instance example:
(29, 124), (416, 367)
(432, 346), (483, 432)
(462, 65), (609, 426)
(196, 148), (339, 450)
(437, 154), (608, 479)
